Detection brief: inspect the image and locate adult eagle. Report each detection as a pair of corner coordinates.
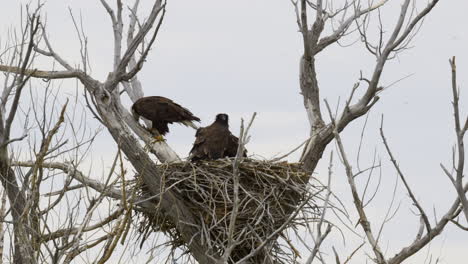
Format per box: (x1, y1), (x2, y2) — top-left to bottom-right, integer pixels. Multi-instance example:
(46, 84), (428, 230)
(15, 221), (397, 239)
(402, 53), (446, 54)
(189, 113), (247, 161)
(131, 96), (200, 139)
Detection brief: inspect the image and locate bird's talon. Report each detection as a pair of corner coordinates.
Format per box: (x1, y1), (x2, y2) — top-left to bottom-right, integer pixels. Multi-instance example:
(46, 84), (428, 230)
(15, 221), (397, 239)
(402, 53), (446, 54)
(152, 135), (165, 143)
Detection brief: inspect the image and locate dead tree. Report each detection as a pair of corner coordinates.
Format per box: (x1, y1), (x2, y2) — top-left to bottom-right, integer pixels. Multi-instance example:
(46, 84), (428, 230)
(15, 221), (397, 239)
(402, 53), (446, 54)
(296, 0), (440, 173)
(293, 0), (467, 263)
(2, 1), (218, 263)
(0, 7), (143, 264)
(0, 11), (42, 264)
(1, 0), (467, 263)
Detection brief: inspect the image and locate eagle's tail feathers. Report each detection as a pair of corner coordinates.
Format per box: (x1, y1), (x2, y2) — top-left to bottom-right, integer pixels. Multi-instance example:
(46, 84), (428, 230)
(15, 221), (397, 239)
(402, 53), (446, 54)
(181, 120), (199, 130)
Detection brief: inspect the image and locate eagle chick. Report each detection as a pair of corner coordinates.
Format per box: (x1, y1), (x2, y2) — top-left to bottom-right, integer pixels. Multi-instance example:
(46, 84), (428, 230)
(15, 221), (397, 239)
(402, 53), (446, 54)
(190, 113), (247, 161)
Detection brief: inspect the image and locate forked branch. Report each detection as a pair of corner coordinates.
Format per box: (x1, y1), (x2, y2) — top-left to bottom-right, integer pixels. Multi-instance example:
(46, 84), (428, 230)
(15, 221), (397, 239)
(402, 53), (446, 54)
(442, 56), (468, 222)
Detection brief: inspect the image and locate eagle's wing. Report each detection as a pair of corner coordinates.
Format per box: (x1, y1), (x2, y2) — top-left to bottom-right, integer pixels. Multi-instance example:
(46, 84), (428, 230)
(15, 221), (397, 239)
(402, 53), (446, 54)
(133, 96), (200, 124)
(194, 128), (207, 145)
(132, 96), (201, 136)
(225, 133), (247, 158)
(156, 97), (200, 123)
(189, 127), (208, 159)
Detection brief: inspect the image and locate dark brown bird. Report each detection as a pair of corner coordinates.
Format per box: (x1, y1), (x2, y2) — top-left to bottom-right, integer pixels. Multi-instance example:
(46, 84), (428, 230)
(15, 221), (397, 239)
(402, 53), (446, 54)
(189, 113), (247, 161)
(131, 96), (200, 139)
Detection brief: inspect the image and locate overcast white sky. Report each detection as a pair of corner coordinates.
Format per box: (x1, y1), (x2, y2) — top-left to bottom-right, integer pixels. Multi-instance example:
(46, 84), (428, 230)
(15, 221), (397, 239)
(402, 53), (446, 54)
(1, 0), (468, 263)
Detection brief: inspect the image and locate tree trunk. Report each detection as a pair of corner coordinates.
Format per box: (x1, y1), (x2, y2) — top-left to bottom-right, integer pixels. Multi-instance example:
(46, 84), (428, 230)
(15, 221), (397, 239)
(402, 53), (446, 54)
(0, 149), (35, 264)
(92, 87), (221, 263)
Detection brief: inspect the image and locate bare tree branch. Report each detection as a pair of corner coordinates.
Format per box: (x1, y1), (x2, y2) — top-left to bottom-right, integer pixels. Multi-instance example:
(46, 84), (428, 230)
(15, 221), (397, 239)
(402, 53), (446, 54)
(221, 113), (256, 263)
(387, 184), (466, 264)
(325, 100), (387, 264)
(443, 56), (468, 222)
(299, 0), (441, 173)
(316, 0), (389, 53)
(380, 117), (431, 234)
(110, 0), (165, 88)
(306, 151), (333, 264)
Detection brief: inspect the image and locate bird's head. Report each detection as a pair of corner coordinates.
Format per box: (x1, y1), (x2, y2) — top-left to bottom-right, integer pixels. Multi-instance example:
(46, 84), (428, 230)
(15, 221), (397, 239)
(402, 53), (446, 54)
(215, 113), (229, 126)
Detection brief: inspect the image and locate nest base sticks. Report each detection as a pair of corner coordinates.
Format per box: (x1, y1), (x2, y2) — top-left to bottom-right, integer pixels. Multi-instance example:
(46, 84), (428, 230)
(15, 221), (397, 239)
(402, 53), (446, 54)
(136, 159), (323, 263)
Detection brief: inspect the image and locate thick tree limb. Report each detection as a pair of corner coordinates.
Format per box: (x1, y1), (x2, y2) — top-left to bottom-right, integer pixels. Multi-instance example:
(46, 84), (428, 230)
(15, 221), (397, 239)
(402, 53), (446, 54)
(0, 65), (92, 84)
(299, 0), (440, 172)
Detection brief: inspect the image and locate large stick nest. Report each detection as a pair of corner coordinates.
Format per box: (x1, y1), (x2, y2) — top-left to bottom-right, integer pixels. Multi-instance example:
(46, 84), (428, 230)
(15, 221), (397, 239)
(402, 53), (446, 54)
(135, 159), (323, 263)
